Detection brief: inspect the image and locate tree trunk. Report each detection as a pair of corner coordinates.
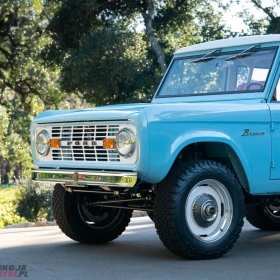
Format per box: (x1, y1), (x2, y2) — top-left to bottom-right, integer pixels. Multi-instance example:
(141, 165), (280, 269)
(0, 159), (3, 184)
(4, 163), (9, 184)
(142, 0), (167, 74)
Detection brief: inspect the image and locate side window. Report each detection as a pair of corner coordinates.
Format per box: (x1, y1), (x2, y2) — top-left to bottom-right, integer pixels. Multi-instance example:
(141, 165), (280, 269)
(272, 77), (280, 102)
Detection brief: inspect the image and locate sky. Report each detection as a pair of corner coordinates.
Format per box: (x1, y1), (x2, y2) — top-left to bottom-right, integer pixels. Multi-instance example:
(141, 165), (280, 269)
(135, 0), (279, 33)
(223, 0), (278, 32)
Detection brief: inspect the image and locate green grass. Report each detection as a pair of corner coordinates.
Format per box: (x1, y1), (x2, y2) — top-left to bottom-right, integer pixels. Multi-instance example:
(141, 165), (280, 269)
(0, 184), (27, 228)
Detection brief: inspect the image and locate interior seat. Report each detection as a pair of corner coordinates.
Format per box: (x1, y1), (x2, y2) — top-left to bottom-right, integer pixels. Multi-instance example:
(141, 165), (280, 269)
(237, 81), (265, 91)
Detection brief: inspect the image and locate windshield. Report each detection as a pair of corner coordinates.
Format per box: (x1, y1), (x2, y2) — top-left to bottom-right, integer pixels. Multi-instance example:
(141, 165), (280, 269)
(157, 47), (277, 97)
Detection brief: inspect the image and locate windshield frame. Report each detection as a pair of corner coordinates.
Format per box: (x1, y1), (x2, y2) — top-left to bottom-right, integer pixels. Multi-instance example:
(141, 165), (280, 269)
(155, 46), (278, 99)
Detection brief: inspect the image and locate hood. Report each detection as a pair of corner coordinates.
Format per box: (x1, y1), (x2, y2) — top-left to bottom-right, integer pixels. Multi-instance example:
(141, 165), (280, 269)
(32, 103), (151, 124)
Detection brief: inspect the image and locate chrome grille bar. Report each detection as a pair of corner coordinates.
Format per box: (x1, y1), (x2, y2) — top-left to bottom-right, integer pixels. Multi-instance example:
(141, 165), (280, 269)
(51, 123), (120, 162)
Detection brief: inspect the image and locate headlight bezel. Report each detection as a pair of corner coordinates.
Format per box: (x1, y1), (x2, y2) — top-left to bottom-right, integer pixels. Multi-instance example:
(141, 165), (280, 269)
(36, 129), (50, 157)
(115, 128), (136, 158)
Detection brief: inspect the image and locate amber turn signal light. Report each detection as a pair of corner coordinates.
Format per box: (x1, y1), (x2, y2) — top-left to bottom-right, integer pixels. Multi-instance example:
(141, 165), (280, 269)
(50, 139), (61, 148)
(103, 139), (115, 149)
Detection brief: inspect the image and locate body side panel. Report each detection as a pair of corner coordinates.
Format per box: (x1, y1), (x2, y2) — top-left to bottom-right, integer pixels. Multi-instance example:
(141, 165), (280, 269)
(143, 103), (272, 194)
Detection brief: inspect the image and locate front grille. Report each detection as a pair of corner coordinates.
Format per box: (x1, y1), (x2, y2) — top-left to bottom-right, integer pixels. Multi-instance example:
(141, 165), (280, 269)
(51, 123), (120, 162)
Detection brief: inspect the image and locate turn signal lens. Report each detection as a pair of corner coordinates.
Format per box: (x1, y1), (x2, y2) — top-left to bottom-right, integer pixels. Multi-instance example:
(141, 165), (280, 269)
(103, 139), (115, 149)
(50, 139), (61, 148)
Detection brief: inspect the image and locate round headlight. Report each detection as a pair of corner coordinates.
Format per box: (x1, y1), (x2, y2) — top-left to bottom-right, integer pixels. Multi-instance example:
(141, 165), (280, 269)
(36, 130), (50, 156)
(115, 128), (135, 157)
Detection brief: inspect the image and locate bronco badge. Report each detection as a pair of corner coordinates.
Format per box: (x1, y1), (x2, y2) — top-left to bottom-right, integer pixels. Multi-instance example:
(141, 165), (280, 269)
(242, 129), (265, 136)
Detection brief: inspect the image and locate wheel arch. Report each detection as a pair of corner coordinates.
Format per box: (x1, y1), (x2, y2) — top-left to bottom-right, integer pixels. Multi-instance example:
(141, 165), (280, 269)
(172, 137), (251, 193)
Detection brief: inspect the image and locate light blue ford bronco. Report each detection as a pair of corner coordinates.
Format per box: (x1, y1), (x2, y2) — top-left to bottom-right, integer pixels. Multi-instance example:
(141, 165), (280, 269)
(31, 35), (280, 260)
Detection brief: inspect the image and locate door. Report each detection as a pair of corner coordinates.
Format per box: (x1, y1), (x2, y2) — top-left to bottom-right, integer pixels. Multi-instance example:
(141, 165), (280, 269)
(269, 77), (280, 179)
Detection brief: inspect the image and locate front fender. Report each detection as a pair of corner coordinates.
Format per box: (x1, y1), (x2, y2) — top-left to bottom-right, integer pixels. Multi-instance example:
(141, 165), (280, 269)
(144, 127), (252, 186)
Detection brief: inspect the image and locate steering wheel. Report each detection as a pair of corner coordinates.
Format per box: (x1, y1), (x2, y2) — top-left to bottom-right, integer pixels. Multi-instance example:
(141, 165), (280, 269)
(245, 82), (264, 91)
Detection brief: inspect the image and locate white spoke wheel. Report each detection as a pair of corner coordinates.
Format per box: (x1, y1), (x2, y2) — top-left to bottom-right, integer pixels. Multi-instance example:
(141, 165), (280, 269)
(186, 179), (233, 242)
(154, 160), (244, 260)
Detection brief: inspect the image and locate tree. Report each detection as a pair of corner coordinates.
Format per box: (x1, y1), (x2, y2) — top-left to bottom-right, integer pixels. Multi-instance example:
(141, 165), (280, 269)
(48, 0), (227, 73)
(0, 105), (32, 183)
(0, 0), (64, 182)
(0, 101), (39, 183)
(0, 0), (65, 108)
(250, 0), (280, 34)
(60, 26), (155, 105)
(46, 0), (227, 105)
(238, 0), (280, 35)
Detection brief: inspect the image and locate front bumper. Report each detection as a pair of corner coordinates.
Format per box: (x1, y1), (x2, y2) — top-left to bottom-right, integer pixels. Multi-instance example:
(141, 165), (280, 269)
(31, 169), (137, 188)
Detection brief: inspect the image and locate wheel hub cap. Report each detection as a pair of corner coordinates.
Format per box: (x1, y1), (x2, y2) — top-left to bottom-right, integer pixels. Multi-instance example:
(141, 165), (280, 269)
(192, 194), (218, 227)
(185, 179), (233, 243)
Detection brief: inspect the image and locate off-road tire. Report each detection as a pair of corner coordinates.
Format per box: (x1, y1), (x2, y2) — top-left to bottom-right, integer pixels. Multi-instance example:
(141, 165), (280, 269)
(147, 211), (154, 221)
(154, 160), (245, 260)
(53, 184), (132, 243)
(245, 204), (280, 230)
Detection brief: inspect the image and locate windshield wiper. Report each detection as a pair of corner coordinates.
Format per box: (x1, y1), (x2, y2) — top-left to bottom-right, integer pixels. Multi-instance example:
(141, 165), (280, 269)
(226, 44), (260, 61)
(191, 49), (221, 63)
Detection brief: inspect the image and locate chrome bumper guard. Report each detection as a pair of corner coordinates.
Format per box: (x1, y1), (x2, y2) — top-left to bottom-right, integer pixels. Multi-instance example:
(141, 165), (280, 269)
(31, 169), (137, 188)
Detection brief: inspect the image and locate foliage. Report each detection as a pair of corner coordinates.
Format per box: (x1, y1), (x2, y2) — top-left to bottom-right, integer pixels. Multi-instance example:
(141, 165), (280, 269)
(0, 0), (65, 182)
(0, 182), (54, 228)
(0, 0), (65, 108)
(0, 133), (33, 179)
(0, 185), (26, 228)
(16, 181), (53, 222)
(0, 106), (9, 141)
(236, 0), (280, 35)
(0, 104), (34, 182)
(45, 0), (227, 105)
(60, 25), (156, 105)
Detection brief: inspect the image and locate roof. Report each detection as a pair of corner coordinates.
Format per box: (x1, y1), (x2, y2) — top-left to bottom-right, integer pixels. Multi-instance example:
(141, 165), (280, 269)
(175, 34), (280, 54)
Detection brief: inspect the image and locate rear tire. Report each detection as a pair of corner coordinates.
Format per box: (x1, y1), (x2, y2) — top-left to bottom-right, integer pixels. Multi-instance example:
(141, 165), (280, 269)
(245, 201), (280, 230)
(53, 184), (132, 243)
(154, 160), (244, 260)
